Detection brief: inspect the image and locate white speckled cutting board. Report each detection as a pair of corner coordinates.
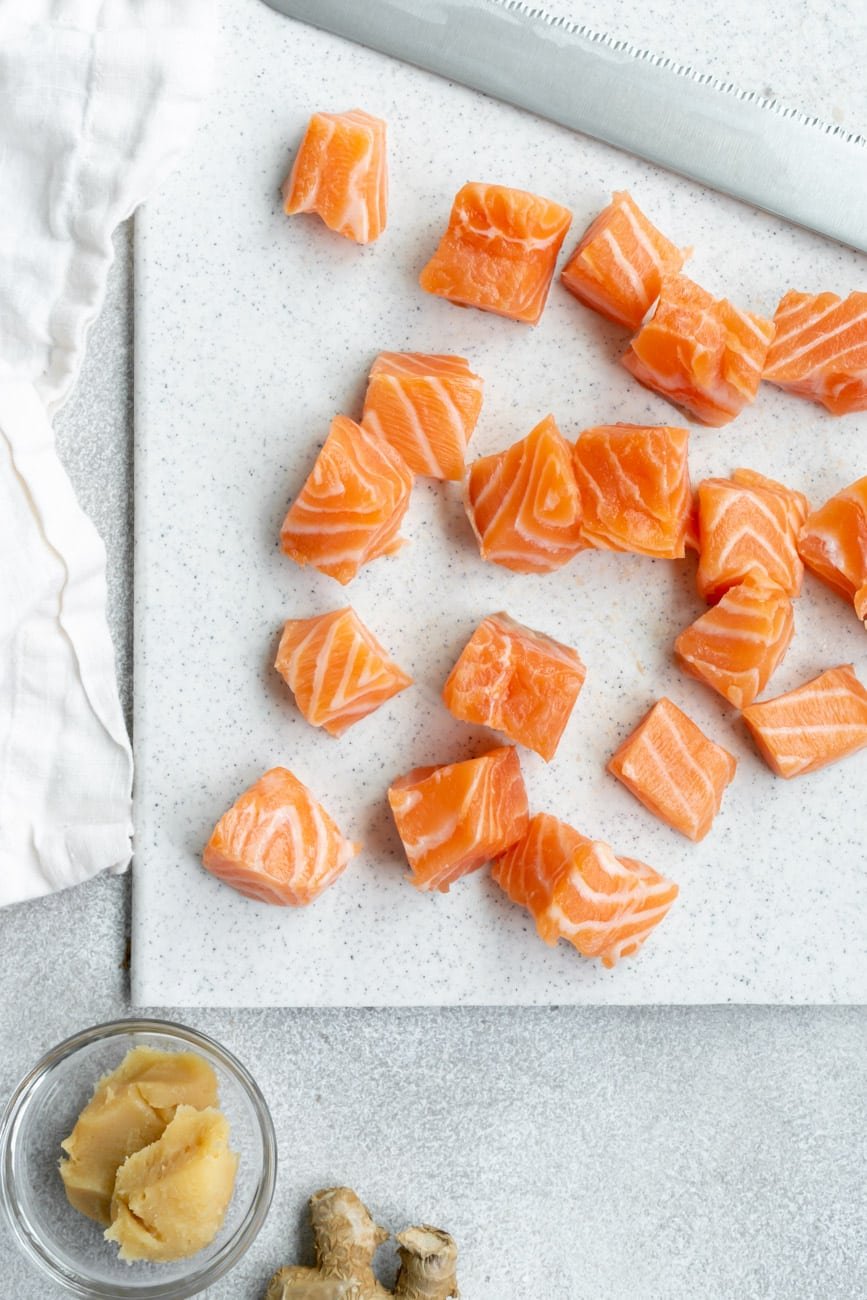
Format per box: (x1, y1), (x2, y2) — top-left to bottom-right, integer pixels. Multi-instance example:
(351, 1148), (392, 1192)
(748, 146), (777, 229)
(132, 0), (867, 1005)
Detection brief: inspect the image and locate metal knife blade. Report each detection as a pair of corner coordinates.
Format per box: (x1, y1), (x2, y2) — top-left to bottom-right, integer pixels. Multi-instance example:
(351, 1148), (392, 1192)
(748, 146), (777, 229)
(260, 0), (867, 252)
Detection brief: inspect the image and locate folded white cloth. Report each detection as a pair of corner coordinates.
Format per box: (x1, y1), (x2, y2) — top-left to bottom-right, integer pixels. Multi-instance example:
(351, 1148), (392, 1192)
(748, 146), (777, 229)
(0, 0), (215, 905)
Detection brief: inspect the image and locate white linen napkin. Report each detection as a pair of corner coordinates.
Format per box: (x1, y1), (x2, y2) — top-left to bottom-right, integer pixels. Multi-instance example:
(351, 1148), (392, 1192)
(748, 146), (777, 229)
(0, 0), (215, 905)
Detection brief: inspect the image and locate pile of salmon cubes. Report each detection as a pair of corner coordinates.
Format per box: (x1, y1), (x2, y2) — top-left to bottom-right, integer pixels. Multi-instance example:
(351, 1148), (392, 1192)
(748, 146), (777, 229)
(202, 108), (867, 971)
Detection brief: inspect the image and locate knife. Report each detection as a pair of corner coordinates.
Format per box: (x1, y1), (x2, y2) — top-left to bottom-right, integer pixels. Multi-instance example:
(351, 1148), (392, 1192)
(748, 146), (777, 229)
(260, 0), (867, 253)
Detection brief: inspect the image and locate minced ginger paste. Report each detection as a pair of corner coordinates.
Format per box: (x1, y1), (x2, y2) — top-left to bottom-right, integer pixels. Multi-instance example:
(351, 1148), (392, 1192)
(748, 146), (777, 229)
(59, 1046), (238, 1262)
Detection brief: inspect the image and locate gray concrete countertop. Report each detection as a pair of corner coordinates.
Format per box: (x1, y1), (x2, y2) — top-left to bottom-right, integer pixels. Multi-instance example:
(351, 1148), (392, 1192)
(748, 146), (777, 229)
(4, 5), (867, 1294)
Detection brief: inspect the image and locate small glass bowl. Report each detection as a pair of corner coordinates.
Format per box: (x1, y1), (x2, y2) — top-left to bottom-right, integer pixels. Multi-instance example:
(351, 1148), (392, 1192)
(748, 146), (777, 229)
(0, 1019), (277, 1299)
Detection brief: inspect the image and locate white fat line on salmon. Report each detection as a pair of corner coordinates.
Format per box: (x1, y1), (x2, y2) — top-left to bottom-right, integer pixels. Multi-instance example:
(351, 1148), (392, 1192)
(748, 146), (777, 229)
(767, 297), (842, 348)
(600, 228), (648, 299)
(770, 305), (867, 368)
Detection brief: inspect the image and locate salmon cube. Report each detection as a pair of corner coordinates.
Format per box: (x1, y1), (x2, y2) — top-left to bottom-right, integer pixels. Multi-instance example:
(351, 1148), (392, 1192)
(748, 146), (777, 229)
(202, 767), (359, 906)
(696, 468), (809, 603)
(492, 812), (679, 968)
(280, 415), (413, 585)
(387, 746), (529, 892)
(560, 191), (688, 330)
(763, 290), (867, 414)
(464, 414), (583, 573)
(572, 423), (691, 558)
(361, 352), (484, 480)
(797, 475), (867, 627)
(275, 607), (412, 736)
(282, 108), (387, 244)
(442, 612), (585, 761)
(419, 182), (572, 325)
(622, 274), (775, 426)
(674, 575), (794, 710)
(742, 664), (867, 778)
(608, 698), (737, 841)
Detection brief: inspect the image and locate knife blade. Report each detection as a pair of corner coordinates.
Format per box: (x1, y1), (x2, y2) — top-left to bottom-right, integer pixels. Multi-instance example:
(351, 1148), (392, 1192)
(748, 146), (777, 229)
(260, 0), (867, 252)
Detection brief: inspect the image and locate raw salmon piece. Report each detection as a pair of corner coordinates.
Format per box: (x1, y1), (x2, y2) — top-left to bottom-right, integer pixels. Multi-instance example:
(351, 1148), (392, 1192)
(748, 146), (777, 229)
(763, 290), (867, 414)
(202, 767), (359, 906)
(684, 492), (701, 553)
(696, 469), (808, 603)
(464, 414), (583, 573)
(387, 746), (529, 892)
(442, 612), (586, 761)
(282, 109), (387, 244)
(419, 182), (572, 325)
(742, 664), (867, 778)
(608, 697), (737, 841)
(797, 475), (867, 627)
(280, 415), (413, 585)
(492, 813), (678, 967)
(622, 274), (775, 426)
(275, 607), (412, 736)
(674, 575), (794, 709)
(361, 352), (484, 480)
(572, 423), (691, 558)
(560, 191), (688, 330)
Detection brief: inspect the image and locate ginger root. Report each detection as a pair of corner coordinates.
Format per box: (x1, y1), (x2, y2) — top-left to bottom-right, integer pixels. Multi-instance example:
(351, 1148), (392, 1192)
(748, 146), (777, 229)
(395, 1226), (459, 1300)
(266, 1187), (458, 1300)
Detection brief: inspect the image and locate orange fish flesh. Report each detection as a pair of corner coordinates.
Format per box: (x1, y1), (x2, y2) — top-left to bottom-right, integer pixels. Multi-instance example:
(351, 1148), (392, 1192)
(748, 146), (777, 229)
(696, 468), (809, 603)
(282, 109), (387, 244)
(622, 274), (775, 426)
(742, 663), (867, 778)
(361, 352), (484, 480)
(572, 423), (691, 558)
(684, 492), (701, 553)
(608, 697), (737, 841)
(202, 767), (359, 906)
(674, 575), (794, 709)
(280, 415), (413, 585)
(763, 290), (867, 414)
(388, 746), (529, 892)
(275, 607), (412, 736)
(797, 475), (867, 627)
(441, 612), (586, 761)
(560, 191), (688, 330)
(492, 812), (678, 968)
(419, 182), (572, 325)
(464, 414), (583, 573)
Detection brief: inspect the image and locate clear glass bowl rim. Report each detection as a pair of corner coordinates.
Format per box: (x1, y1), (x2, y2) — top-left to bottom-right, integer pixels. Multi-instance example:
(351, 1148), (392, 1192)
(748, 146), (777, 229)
(0, 1017), (277, 1300)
